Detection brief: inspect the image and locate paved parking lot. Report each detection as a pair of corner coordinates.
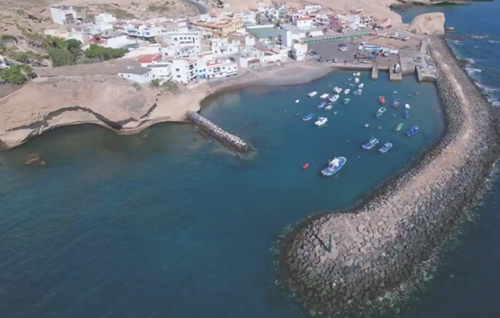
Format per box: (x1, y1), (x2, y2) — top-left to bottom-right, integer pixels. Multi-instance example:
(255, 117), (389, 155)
(308, 40), (358, 63)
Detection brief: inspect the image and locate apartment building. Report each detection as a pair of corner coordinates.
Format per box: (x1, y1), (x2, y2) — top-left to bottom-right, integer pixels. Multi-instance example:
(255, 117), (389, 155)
(171, 58), (198, 84)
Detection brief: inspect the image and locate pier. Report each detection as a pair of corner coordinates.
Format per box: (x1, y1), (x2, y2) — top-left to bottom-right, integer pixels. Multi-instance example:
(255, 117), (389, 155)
(371, 65), (378, 80)
(185, 111), (251, 153)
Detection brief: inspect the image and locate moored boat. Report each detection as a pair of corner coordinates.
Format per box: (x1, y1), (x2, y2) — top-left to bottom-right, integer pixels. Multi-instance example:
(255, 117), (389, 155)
(392, 99), (400, 108)
(406, 126), (419, 136)
(357, 89), (362, 95)
(353, 72), (360, 77)
(362, 137), (379, 150)
(329, 94), (339, 102)
(308, 91), (318, 97)
(405, 110), (410, 118)
(321, 157), (347, 177)
(358, 83), (364, 88)
(405, 103), (410, 109)
(295, 99), (300, 103)
(303, 113), (314, 121)
(379, 142), (393, 153)
(395, 123), (404, 131)
(302, 163), (309, 169)
(343, 98), (350, 104)
(320, 93), (329, 99)
(379, 96), (385, 105)
(375, 107), (386, 118)
(325, 104), (333, 110)
(317, 101), (326, 109)
(344, 89), (350, 95)
(315, 117), (328, 126)
(354, 78), (360, 83)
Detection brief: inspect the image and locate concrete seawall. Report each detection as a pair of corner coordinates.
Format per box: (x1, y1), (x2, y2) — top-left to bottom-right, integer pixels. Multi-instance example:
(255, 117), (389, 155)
(278, 35), (500, 315)
(186, 111), (251, 153)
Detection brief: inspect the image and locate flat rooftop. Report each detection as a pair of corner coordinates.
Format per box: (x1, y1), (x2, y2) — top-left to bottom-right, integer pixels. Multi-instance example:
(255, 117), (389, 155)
(247, 26), (280, 40)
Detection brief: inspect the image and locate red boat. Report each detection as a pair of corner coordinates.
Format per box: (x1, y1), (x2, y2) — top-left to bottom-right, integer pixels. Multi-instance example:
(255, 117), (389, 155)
(302, 163), (309, 169)
(379, 96), (385, 105)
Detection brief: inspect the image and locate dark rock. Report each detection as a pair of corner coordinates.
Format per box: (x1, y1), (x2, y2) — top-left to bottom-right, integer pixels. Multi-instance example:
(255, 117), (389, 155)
(25, 152), (45, 166)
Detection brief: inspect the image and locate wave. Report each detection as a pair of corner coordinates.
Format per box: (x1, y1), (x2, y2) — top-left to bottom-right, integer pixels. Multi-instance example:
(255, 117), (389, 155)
(488, 40), (500, 44)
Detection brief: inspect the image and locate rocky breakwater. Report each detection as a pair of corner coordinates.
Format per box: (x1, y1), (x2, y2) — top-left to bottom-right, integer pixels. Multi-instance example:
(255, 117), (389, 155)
(279, 36), (500, 315)
(186, 111), (250, 153)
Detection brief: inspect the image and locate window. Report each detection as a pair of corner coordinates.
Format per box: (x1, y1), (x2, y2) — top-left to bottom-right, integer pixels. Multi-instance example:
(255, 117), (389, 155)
(175, 68), (180, 72)
(177, 75), (180, 78)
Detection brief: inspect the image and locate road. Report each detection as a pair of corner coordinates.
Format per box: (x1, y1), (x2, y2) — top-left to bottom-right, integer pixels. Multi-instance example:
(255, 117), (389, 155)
(182, 0), (210, 14)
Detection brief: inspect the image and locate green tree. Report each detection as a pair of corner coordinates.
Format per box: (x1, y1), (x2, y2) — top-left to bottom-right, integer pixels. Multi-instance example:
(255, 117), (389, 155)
(83, 45), (128, 61)
(65, 39), (82, 57)
(150, 79), (161, 87)
(21, 64), (33, 74)
(46, 47), (76, 66)
(0, 66), (27, 85)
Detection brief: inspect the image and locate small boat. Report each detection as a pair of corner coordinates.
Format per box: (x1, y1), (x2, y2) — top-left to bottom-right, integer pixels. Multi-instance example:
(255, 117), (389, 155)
(379, 96), (385, 105)
(303, 113), (314, 121)
(333, 110), (338, 115)
(302, 163), (310, 169)
(321, 157), (347, 177)
(405, 103), (410, 109)
(354, 78), (360, 84)
(393, 91), (397, 94)
(405, 110), (410, 118)
(294, 112), (300, 117)
(353, 90), (359, 96)
(392, 113), (396, 118)
(378, 126), (382, 130)
(343, 98), (350, 104)
(315, 117), (328, 126)
(407, 94), (411, 98)
(362, 137), (379, 150)
(406, 126), (419, 136)
(364, 124), (369, 127)
(308, 91), (318, 97)
(353, 72), (360, 77)
(295, 99), (300, 103)
(320, 93), (329, 99)
(325, 104), (333, 110)
(357, 89), (362, 95)
(379, 142), (393, 153)
(317, 102), (326, 109)
(358, 83), (364, 88)
(349, 83), (355, 86)
(332, 87), (339, 93)
(395, 123), (404, 131)
(392, 99), (400, 108)
(329, 94), (339, 102)
(344, 89), (350, 95)
(375, 107), (386, 118)
(415, 92), (419, 95)
(348, 78), (352, 81)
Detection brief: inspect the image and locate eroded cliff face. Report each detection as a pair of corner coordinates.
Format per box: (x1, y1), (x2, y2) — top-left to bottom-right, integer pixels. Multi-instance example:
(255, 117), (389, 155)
(408, 12), (446, 34)
(0, 76), (158, 148)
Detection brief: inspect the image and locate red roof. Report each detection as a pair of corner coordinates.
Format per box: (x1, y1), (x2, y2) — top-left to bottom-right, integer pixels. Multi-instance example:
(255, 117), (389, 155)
(137, 54), (162, 64)
(296, 17), (312, 21)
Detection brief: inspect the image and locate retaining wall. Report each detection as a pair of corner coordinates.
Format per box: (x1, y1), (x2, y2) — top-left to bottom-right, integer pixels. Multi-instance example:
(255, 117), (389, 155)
(278, 36), (500, 315)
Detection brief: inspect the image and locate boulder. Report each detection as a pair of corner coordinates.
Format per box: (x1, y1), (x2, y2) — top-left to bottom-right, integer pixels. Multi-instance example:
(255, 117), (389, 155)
(408, 13), (445, 35)
(25, 152), (45, 166)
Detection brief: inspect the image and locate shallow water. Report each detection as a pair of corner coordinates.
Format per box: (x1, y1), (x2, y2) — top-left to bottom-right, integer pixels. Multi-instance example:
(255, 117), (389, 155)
(0, 71), (444, 318)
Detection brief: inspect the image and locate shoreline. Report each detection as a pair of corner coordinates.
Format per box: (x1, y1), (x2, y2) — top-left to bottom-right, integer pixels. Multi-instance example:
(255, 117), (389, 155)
(276, 35), (500, 315)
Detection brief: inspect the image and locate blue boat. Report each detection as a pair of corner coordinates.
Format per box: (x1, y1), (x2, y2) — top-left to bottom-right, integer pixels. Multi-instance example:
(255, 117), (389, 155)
(362, 137), (379, 150)
(321, 157), (347, 177)
(406, 126), (419, 136)
(392, 99), (400, 108)
(303, 113), (314, 121)
(317, 102), (326, 109)
(405, 110), (410, 118)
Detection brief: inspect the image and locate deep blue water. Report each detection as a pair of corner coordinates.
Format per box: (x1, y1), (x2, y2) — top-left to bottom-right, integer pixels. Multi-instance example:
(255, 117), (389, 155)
(1, 3), (500, 317)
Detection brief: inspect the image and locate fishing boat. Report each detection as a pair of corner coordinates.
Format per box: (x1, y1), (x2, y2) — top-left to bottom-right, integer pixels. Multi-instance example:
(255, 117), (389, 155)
(392, 99), (400, 108)
(317, 102), (326, 109)
(344, 89), (350, 95)
(406, 126), (419, 136)
(379, 142), (393, 153)
(325, 104), (333, 110)
(303, 113), (314, 121)
(315, 117), (328, 126)
(343, 98), (351, 104)
(358, 83), (364, 88)
(354, 78), (360, 84)
(362, 137), (379, 150)
(405, 103), (410, 109)
(321, 157), (347, 177)
(375, 107), (386, 118)
(308, 91), (318, 97)
(395, 123), (404, 131)
(379, 96), (385, 105)
(320, 93), (329, 99)
(329, 94), (339, 102)
(302, 163), (309, 169)
(405, 110), (410, 118)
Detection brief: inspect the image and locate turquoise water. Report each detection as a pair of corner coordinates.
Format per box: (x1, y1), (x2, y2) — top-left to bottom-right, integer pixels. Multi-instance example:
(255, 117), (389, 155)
(0, 72), (444, 317)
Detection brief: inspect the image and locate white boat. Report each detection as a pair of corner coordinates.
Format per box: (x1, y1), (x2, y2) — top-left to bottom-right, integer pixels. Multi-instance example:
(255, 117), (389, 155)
(320, 93), (329, 99)
(353, 72), (361, 77)
(358, 83), (364, 88)
(335, 87), (342, 93)
(325, 104), (333, 110)
(354, 78), (360, 83)
(405, 104), (411, 109)
(295, 99), (299, 103)
(357, 89), (362, 95)
(308, 91), (318, 97)
(343, 89), (350, 95)
(315, 117), (328, 126)
(329, 94), (339, 102)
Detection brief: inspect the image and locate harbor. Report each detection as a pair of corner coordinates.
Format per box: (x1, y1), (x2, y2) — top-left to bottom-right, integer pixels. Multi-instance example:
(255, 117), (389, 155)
(185, 111), (251, 153)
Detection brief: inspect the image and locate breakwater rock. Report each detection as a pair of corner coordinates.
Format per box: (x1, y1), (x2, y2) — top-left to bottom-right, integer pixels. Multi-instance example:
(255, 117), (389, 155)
(186, 111), (251, 153)
(278, 36), (500, 315)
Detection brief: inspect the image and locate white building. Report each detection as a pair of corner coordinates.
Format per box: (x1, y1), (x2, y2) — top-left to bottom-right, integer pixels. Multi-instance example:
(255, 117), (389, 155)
(161, 31), (201, 54)
(171, 58), (198, 84)
(304, 5), (322, 14)
(291, 42), (308, 61)
(281, 29), (293, 48)
(49, 5), (77, 25)
(211, 38), (240, 56)
(162, 44), (199, 59)
(204, 59), (238, 80)
(126, 22), (164, 39)
(95, 13), (116, 25)
(104, 35), (130, 49)
(118, 66), (153, 84)
(294, 17), (314, 29)
(345, 15), (361, 29)
(147, 63), (172, 81)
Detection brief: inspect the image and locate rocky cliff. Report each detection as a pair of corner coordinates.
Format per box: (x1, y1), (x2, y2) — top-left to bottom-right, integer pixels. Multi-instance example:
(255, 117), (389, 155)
(408, 12), (446, 34)
(0, 76), (159, 149)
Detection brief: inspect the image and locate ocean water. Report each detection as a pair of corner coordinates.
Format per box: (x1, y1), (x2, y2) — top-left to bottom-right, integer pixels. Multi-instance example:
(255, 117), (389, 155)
(1, 3), (500, 316)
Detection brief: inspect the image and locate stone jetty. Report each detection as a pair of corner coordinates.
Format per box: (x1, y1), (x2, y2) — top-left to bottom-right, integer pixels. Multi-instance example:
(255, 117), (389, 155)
(278, 35), (500, 315)
(186, 111), (251, 153)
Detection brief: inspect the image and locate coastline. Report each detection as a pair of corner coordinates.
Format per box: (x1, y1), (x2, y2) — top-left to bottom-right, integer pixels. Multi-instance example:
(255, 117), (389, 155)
(276, 35), (500, 315)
